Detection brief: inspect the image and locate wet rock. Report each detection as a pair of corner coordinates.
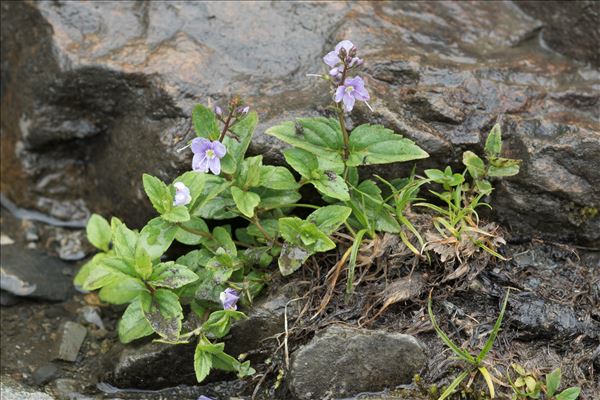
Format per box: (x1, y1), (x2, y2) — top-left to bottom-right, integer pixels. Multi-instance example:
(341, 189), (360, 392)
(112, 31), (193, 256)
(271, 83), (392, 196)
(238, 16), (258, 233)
(0, 245), (74, 301)
(1, 1), (598, 245)
(107, 289), (295, 388)
(288, 325), (427, 399)
(55, 322), (87, 362)
(49, 378), (92, 400)
(32, 364), (58, 386)
(508, 293), (599, 340)
(515, 1), (600, 67)
(0, 234), (15, 245)
(0, 290), (20, 307)
(107, 341), (197, 389)
(0, 376), (54, 400)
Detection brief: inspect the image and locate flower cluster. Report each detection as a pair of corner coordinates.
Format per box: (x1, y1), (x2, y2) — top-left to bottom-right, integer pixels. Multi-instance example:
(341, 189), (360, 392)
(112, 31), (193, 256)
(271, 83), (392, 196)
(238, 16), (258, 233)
(322, 40), (370, 112)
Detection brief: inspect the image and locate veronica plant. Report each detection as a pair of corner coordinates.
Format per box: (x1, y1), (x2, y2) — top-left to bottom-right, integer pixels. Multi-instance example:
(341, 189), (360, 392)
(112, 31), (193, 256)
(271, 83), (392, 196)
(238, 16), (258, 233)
(267, 40), (429, 288)
(428, 289), (510, 400)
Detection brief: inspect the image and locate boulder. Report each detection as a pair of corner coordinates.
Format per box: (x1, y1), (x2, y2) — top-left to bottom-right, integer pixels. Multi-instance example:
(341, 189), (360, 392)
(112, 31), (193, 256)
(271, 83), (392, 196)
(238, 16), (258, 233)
(288, 325), (427, 399)
(1, 1), (598, 244)
(0, 245), (74, 302)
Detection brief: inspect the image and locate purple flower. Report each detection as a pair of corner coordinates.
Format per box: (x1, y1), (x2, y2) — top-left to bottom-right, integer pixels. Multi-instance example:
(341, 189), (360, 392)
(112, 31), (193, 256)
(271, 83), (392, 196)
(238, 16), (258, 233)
(197, 396), (214, 400)
(214, 105), (223, 118)
(173, 182), (192, 206)
(236, 105), (250, 117)
(191, 138), (226, 175)
(219, 288), (240, 310)
(323, 40), (355, 68)
(335, 76), (370, 112)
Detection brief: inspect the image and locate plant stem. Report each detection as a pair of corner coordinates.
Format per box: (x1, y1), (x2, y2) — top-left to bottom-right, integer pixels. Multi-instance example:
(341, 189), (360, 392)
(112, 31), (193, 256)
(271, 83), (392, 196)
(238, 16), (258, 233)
(252, 216), (275, 243)
(177, 223), (212, 239)
(218, 109), (235, 142)
(262, 203), (320, 212)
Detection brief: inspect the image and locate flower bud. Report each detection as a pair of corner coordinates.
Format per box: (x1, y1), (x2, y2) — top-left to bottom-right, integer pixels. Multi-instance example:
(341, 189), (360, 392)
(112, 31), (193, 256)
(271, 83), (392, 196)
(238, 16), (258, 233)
(237, 105), (250, 117)
(349, 47), (357, 57)
(214, 105), (223, 117)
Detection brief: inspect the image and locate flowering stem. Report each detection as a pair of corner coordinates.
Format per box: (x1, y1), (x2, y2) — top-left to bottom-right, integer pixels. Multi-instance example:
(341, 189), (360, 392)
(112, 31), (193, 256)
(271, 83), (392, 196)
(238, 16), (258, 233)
(218, 110), (234, 142)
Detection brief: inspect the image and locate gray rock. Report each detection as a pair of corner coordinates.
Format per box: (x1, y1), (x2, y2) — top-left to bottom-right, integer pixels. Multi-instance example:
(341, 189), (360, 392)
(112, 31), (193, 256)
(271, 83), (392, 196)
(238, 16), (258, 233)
(1, 1), (598, 244)
(108, 341), (197, 389)
(0, 376), (54, 400)
(0, 245), (74, 301)
(288, 325), (427, 400)
(56, 322), (87, 362)
(32, 364), (58, 386)
(107, 289), (295, 389)
(0, 289), (20, 307)
(515, 1), (600, 67)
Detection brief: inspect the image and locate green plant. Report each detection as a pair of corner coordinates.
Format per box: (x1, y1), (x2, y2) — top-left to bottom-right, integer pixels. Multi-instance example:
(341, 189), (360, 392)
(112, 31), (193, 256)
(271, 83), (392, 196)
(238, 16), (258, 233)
(508, 365), (581, 400)
(75, 39), (521, 385)
(428, 289), (510, 399)
(418, 124), (521, 262)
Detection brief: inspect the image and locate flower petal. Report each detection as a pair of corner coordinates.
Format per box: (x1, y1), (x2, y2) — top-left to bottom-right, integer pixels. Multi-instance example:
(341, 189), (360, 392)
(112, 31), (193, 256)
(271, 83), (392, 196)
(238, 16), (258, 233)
(323, 51), (340, 67)
(335, 40), (354, 54)
(191, 137), (211, 154)
(212, 141), (227, 158)
(335, 86), (345, 103)
(192, 153), (209, 172)
(343, 92), (356, 112)
(173, 181), (186, 191)
(208, 157), (221, 175)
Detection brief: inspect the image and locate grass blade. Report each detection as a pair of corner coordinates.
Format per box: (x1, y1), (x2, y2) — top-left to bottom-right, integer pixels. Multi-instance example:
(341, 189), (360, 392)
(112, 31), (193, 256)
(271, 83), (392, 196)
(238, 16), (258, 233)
(428, 291), (475, 364)
(438, 370), (470, 400)
(478, 366), (495, 398)
(345, 229), (367, 295)
(476, 289), (510, 363)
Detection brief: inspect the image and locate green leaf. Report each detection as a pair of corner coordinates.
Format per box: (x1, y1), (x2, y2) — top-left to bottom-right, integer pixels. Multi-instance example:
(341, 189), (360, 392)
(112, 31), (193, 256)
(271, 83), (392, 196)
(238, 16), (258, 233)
(277, 243), (312, 276)
(175, 217), (209, 245)
(86, 214), (111, 251)
(192, 104), (220, 140)
(174, 171), (206, 213)
(148, 262), (199, 289)
(488, 156), (521, 177)
(259, 165), (299, 190)
(279, 217), (335, 252)
(555, 387), (581, 400)
(462, 151), (486, 179)
(266, 118), (344, 163)
(283, 148), (318, 179)
(82, 261), (130, 291)
(202, 310), (246, 338)
(485, 123), (502, 157)
(237, 156), (263, 189)
(141, 289), (183, 342)
(246, 219), (279, 240)
(312, 172), (350, 201)
(161, 205), (190, 223)
(134, 244), (153, 280)
(546, 368), (561, 397)
(138, 217), (178, 260)
(347, 124), (428, 166)
(227, 111), (258, 166)
(194, 341), (213, 383)
(252, 187), (302, 209)
(349, 180), (401, 233)
(99, 277), (147, 305)
(118, 296), (154, 343)
(113, 223), (138, 263)
(74, 253), (106, 289)
(231, 187), (261, 218)
(143, 174), (172, 214)
(307, 205), (352, 235)
(211, 226), (237, 256)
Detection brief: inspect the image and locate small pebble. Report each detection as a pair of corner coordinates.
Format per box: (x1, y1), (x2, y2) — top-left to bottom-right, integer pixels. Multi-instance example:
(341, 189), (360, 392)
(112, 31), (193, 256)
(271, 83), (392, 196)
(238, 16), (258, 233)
(32, 364), (58, 386)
